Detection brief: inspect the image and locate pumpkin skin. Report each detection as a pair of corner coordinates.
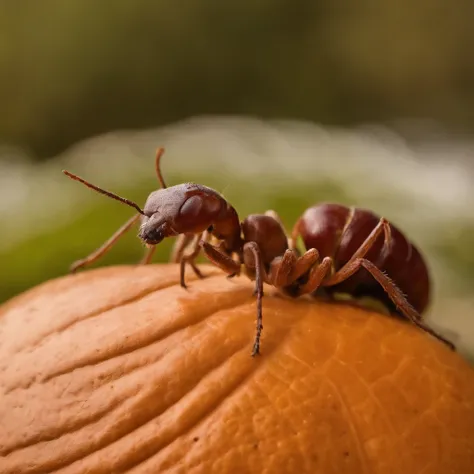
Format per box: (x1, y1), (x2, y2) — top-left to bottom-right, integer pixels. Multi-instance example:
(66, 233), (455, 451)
(0, 264), (473, 474)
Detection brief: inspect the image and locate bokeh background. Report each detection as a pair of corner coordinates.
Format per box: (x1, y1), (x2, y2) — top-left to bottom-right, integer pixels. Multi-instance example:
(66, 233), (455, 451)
(1, 1), (473, 360)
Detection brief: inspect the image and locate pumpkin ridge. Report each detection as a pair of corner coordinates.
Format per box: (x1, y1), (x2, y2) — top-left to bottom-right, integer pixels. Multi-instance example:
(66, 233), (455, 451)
(0, 265), (223, 362)
(54, 293), (256, 397)
(112, 348), (261, 474)
(38, 289), (253, 386)
(2, 277), (251, 396)
(4, 275), (198, 362)
(6, 325), (259, 474)
(0, 384), (136, 458)
(0, 298), (260, 472)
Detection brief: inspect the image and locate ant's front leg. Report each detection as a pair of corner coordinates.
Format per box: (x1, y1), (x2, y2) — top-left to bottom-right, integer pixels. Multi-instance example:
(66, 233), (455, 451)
(71, 214), (141, 272)
(141, 245), (157, 265)
(200, 241), (241, 276)
(179, 232), (208, 288)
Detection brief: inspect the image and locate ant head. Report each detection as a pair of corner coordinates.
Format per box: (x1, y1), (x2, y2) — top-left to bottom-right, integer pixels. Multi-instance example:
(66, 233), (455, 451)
(242, 214), (288, 263)
(139, 183), (232, 245)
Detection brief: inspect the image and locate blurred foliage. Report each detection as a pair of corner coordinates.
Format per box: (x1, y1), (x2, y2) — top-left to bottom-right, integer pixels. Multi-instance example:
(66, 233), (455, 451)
(1, 0), (474, 158)
(434, 224), (474, 293)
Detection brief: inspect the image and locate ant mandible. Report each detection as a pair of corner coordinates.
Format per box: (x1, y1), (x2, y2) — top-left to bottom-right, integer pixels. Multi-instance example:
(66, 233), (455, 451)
(62, 148), (242, 288)
(200, 204), (455, 354)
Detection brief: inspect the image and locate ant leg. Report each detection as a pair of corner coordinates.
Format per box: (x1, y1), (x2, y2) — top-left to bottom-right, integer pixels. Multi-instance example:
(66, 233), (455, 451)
(141, 245), (157, 265)
(179, 233), (207, 288)
(269, 248), (321, 288)
(154, 147), (167, 188)
(269, 250), (297, 287)
(243, 242), (269, 357)
(323, 217), (391, 286)
(296, 257), (333, 296)
(70, 214), (141, 272)
(200, 241), (241, 276)
(324, 258), (455, 350)
(169, 234), (194, 263)
(289, 248), (321, 281)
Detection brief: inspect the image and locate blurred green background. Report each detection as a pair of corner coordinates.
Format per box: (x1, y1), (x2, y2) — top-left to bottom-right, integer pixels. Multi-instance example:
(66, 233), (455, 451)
(1, 2), (473, 359)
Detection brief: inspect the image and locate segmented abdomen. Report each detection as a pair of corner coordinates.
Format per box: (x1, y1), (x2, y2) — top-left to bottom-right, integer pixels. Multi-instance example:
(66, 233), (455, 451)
(295, 203), (430, 314)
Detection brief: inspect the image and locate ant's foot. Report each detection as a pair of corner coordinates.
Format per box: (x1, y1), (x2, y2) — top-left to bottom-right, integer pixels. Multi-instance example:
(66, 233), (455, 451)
(251, 344), (260, 357)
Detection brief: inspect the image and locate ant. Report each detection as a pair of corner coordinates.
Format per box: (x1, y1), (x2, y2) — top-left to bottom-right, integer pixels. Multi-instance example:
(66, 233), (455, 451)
(63, 151), (455, 355)
(200, 204), (456, 353)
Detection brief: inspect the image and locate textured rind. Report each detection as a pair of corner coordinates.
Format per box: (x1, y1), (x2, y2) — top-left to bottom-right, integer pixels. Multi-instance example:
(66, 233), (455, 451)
(0, 264), (473, 474)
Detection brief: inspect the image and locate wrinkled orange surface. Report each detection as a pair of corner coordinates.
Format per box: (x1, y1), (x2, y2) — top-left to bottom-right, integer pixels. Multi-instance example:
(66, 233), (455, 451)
(0, 264), (473, 474)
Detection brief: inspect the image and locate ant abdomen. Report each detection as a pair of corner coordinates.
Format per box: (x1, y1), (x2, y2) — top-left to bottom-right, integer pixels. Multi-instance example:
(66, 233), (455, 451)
(295, 203), (431, 314)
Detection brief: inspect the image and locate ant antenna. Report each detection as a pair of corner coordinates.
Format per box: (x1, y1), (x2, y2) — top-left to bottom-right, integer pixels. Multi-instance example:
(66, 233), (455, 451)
(62, 170), (145, 215)
(155, 147), (167, 189)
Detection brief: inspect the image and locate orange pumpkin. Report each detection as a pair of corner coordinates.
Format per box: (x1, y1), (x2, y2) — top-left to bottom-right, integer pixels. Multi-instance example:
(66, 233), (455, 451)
(1, 264), (473, 474)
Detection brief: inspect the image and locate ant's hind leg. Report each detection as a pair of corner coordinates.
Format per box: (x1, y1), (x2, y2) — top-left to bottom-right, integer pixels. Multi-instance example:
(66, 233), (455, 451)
(324, 257), (455, 350)
(323, 217), (391, 286)
(70, 214), (141, 272)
